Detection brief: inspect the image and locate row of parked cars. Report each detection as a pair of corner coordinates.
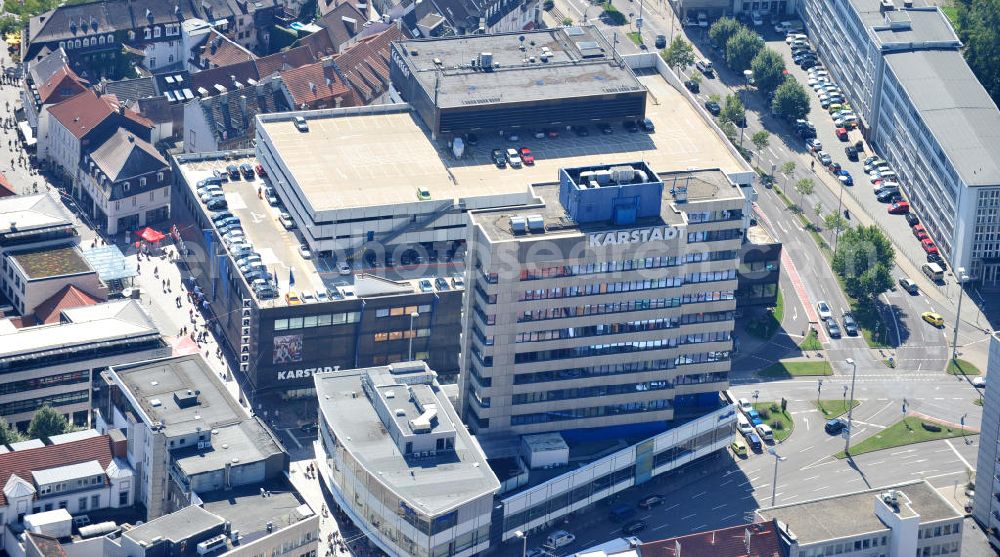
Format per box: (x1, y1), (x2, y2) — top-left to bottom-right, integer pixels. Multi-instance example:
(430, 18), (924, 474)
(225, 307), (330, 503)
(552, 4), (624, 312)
(815, 300), (858, 339)
(734, 397), (774, 456)
(206, 207), (279, 300)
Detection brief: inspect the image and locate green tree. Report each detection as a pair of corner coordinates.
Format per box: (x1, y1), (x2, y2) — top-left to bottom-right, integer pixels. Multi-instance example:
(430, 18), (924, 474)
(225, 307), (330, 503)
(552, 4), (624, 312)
(814, 201), (824, 219)
(600, 2), (626, 25)
(719, 121), (738, 142)
(751, 130), (770, 159)
(688, 72), (703, 87)
(832, 225), (896, 301)
(794, 178), (815, 208)
(708, 17), (743, 49)
(780, 161), (796, 183)
(720, 94), (746, 126)
(708, 93), (722, 104)
(771, 77), (811, 121)
(724, 27), (765, 72)
(27, 406), (74, 442)
(661, 37), (696, 72)
(954, 0), (1000, 105)
(0, 417), (24, 445)
(750, 48), (787, 96)
(824, 212), (848, 236)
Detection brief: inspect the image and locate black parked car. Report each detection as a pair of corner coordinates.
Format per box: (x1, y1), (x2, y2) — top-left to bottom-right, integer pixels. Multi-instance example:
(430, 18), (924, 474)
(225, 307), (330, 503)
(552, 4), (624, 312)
(684, 79), (700, 93)
(842, 313), (859, 336)
(623, 120), (639, 133)
(654, 34), (666, 49)
(239, 163), (255, 180)
(905, 213), (920, 226)
(226, 164), (240, 180)
(845, 145), (859, 161)
(704, 100), (721, 116)
(491, 149), (507, 168)
(598, 122), (614, 135)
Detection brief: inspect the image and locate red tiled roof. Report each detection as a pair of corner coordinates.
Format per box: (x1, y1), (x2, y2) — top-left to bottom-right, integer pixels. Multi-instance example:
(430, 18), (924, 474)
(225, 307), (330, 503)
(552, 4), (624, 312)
(640, 522), (785, 557)
(255, 44), (320, 79)
(199, 30), (257, 69)
(334, 25), (400, 104)
(46, 90), (118, 139)
(33, 285), (102, 324)
(123, 107), (154, 130)
(0, 435), (114, 506)
(37, 66), (87, 105)
(281, 59), (353, 108)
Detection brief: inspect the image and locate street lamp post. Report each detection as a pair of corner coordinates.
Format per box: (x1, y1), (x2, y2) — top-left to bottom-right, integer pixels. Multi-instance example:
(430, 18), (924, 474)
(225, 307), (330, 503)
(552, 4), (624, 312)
(844, 358), (858, 455)
(951, 267), (969, 362)
(408, 311), (420, 361)
(767, 448), (786, 506)
(514, 531), (527, 557)
(817, 379), (823, 407)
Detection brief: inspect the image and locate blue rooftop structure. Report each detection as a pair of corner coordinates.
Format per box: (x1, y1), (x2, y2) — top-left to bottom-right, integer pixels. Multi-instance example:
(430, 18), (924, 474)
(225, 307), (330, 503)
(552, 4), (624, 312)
(558, 161), (663, 226)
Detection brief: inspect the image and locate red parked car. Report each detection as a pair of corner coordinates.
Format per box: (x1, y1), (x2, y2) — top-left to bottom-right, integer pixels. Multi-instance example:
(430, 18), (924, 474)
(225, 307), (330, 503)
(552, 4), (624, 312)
(835, 127), (848, 141)
(921, 239), (939, 254)
(519, 147), (535, 165)
(888, 201), (910, 214)
(255, 163), (267, 177)
(912, 224), (928, 240)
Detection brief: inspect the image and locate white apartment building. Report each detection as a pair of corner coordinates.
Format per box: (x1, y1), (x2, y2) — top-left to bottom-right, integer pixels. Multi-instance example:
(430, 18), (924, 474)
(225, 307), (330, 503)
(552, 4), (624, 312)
(761, 480), (964, 557)
(972, 334), (1000, 548)
(798, 0), (1000, 284)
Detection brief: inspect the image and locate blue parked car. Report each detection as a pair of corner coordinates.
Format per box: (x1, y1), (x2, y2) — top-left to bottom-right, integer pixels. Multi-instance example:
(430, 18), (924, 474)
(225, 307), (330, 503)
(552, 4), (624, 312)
(747, 409), (763, 426)
(837, 169), (853, 186)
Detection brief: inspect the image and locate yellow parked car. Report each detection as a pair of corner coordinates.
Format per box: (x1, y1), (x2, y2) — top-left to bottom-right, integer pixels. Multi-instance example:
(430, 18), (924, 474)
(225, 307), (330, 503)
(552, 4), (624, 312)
(285, 290), (303, 305)
(731, 438), (748, 458)
(921, 311), (944, 327)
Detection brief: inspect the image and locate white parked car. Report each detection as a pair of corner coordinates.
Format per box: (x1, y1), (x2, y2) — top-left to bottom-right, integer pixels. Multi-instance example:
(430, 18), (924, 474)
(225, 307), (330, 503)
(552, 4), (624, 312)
(298, 244), (311, 259)
(786, 33), (808, 44)
(506, 148), (522, 168)
(738, 398), (753, 413)
(337, 261), (352, 275)
(737, 414), (754, 435)
(756, 424), (774, 442)
(816, 300), (833, 320)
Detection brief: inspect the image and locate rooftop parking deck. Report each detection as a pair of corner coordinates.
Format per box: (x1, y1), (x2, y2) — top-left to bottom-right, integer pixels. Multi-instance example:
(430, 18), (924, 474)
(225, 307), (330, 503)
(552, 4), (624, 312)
(256, 73), (745, 215)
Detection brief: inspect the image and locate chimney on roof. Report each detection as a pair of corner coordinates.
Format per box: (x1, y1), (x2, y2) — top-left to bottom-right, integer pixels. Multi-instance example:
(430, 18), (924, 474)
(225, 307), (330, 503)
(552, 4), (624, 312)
(231, 74), (237, 86)
(239, 94), (248, 119)
(309, 81), (317, 94)
(127, 134), (135, 143)
(325, 76), (333, 87)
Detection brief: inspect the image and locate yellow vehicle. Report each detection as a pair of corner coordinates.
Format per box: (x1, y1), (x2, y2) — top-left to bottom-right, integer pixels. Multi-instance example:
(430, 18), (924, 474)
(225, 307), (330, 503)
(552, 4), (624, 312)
(731, 438), (748, 457)
(285, 290), (303, 305)
(921, 311), (944, 327)
(828, 103), (843, 114)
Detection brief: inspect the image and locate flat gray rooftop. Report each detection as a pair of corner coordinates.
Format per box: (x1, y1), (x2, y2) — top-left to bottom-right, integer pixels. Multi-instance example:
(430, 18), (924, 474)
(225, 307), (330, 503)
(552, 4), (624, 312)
(393, 26), (642, 109)
(884, 49), (1000, 187)
(471, 168), (743, 242)
(759, 480), (961, 545)
(868, 7), (958, 46)
(315, 366), (499, 515)
(125, 505), (225, 545)
(0, 193), (74, 238)
(112, 355), (248, 436)
(172, 419), (283, 477)
(256, 74), (745, 214)
(199, 481), (313, 545)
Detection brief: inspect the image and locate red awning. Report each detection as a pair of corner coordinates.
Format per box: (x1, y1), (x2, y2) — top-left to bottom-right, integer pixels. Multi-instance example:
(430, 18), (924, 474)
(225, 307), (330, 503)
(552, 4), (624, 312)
(136, 227), (166, 243)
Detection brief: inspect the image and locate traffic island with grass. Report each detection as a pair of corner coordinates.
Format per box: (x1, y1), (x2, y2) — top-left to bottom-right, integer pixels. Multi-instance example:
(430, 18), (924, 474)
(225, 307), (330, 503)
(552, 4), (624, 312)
(816, 399), (860, 419)
(947, 359), (981, 376)
(752, 402), (794, 442)
(800, 329), (822, 351)
(759, 360), (833, 378)
(835, 416), (977, 458)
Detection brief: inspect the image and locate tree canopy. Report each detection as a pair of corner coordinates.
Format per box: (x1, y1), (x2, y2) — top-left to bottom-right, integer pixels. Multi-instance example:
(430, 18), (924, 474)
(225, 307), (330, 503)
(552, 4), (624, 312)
(720, 94), (746, 126)
(832, 225), (896, 301)
(724, 27), (765, 72)
(751, 48), (787, 96)
(709, 17), (743, 49)
(0, 417), (23, 445)
(27, 406), (74, 442)
(954, 0), (1000, 105)
(771, 77), (811, 121)
(662, 37), (696, 71)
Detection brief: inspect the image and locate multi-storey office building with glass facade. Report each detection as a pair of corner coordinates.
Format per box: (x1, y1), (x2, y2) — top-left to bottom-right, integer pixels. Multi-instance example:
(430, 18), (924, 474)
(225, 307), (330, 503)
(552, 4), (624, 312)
(459, 163), (748, 438)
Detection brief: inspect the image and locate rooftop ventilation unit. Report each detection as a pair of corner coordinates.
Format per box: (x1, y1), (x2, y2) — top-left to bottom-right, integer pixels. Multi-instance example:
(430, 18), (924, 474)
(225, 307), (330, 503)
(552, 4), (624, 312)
(510, 216), (527, 234)
(526, 214), (545, 232)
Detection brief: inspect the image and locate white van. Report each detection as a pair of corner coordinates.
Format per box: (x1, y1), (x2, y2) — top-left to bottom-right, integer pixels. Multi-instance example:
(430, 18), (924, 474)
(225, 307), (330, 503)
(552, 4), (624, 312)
(922, 262), (945, 282)
(545, 531), (575, 549)
(756, 424), (774, 442)
(737, 398), (753, 413)
(737, 414), (754, 435)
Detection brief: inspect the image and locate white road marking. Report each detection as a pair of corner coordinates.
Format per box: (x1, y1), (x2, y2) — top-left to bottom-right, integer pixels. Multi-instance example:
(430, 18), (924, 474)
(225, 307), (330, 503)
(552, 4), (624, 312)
(945, 439), (974, 471)
(681, 513), (697, 520)
(890, 449), (916, 456)
(924, 470), (967, 480)
(799, 444), (816, 453)
(712, 503), (727, 510)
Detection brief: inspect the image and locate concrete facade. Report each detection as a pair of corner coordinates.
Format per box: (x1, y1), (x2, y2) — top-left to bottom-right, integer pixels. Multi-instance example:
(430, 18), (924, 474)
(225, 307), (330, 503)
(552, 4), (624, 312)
(972, 334), (1000, 547)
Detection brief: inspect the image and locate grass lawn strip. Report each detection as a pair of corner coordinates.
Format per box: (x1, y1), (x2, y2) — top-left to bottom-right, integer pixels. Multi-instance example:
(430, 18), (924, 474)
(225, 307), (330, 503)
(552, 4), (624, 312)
(753, 402), (794, 442)
(947, 358), (981, 376)
(815, 399), (860, 419)
(835, 416), (975, 458)
(759, 360), (833, 378)
(799, 329), (822, 350)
